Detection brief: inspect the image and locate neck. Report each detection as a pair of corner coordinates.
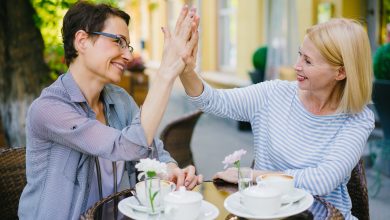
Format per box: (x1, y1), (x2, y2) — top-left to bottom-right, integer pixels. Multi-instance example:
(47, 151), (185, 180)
(299, 84), (342, 115)
(68, 61), (104, 108)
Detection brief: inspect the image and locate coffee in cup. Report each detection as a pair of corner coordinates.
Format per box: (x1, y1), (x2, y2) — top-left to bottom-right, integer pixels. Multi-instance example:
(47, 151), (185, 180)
(256, 173), (294, 195)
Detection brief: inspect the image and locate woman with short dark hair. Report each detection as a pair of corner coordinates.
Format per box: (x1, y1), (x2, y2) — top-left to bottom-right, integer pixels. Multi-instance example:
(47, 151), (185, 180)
(18, 2), (201, 219)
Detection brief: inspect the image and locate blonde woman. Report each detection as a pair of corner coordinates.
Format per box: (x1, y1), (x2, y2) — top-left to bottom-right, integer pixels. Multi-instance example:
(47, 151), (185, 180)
(181, 18), (374, 219)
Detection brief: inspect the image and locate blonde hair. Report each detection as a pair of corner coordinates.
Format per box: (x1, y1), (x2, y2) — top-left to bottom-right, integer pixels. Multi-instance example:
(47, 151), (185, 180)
(306, 18), (373, 114)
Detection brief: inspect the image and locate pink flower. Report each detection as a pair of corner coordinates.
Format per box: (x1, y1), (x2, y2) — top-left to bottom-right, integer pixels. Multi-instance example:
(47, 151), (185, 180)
(222, 149), (247, 169)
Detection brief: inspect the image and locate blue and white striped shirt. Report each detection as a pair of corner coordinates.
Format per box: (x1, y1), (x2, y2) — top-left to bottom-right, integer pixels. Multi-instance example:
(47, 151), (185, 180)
(189, 80), (374, 219)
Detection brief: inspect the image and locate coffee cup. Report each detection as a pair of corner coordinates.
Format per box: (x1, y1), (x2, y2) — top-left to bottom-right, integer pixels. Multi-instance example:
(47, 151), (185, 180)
(241, 185), (284, 216)
(135, 179), (176, 206)
(164, 186), (203, 220)
(256, 173), (294, 195)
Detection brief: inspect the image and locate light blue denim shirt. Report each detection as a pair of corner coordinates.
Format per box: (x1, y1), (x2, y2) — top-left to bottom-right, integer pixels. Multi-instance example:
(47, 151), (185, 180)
(18, 73), (175, 220)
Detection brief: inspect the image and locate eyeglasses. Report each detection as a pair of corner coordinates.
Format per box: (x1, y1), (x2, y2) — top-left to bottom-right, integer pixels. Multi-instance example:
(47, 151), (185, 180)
(91, 31), (134, 54)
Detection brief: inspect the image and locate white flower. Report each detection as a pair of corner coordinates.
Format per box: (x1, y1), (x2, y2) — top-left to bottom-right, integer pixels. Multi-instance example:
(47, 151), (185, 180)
(135, 158), (167, 180)
(222, 149), (247, 169)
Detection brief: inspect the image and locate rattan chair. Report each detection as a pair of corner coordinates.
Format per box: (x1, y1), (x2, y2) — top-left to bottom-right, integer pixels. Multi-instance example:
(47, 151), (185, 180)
(347, 159), (369, 220)
(0, 147), (26, 220)
(81, 188), (133, 220)
(160, 110), (203, 168)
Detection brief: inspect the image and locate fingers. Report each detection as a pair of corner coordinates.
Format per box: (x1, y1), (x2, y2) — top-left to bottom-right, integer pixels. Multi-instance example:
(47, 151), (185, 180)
(161, 26), (171, 40)
(184, 166), (196, 186)
(174, 5), (189, 35)
(182, 29), (199, 64)
(161, 27), (171, 55)
(179, 7), (197, 40)
(174, 168), (185, 190)
(198, 174), (203, 184)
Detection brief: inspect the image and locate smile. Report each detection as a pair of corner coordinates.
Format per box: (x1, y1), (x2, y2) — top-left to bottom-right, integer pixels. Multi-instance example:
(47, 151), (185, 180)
(297, 74), (308, 81)
(112, 62), (125, 71)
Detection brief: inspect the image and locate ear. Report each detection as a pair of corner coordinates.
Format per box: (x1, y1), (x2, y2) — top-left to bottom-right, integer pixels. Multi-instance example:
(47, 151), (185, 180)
(335, 66), (346, 81)
(74, 30), (90, 54)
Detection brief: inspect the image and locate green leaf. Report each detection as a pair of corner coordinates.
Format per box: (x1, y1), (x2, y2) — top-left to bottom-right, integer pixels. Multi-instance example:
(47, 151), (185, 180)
(151, 191), (159, 201)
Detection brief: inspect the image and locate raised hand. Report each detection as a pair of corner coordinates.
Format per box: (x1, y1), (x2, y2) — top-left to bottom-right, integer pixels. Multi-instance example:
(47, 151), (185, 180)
(159, 5), (199, 79)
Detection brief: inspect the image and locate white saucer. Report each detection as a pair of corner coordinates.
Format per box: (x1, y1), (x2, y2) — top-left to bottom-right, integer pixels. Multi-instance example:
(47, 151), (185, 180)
(282, 188), (307, 204)
(123, 196), (163, 213)
(118, 199), (219, 220)
(224, 190), (313, 220)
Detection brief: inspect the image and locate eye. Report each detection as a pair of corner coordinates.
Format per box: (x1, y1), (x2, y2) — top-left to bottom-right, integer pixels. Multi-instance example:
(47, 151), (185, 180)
(305, 59), (311, 65)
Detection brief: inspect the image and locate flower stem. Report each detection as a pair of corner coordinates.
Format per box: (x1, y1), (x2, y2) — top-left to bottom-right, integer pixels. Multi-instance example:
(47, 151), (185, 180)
(148, 178), (155, 213)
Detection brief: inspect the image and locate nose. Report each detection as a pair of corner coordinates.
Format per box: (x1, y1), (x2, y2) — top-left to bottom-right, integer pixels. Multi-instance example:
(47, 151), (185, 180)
(294, 58), (303, 72)
(122, 50), (133, 62)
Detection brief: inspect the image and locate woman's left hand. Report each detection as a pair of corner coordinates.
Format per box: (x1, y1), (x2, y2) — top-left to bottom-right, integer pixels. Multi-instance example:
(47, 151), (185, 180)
(212, 167), (239, 183)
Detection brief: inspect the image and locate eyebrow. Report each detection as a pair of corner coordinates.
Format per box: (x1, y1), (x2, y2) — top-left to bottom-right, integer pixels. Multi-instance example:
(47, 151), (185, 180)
(118, 34), (130, 44)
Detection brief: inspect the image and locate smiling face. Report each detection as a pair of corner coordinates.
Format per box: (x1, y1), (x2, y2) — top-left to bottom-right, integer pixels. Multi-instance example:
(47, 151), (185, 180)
(294, 36), (345, 94)
(84, 16), (132, 84)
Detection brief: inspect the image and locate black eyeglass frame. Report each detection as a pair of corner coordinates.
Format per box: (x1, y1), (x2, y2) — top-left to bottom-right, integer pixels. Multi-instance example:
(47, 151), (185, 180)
(91, 31), (134, 53)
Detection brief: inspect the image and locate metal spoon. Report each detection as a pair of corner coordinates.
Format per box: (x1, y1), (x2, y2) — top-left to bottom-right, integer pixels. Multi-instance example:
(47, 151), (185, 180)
(130, 189), (143, 206)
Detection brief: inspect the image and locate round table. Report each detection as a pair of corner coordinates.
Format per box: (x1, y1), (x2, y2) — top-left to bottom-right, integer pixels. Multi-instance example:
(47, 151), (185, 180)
(81, 181), (343, 220)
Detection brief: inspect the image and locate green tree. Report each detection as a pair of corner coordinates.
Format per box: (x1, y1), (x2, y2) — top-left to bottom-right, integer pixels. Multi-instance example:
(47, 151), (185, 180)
(0, 0), (50, 147)
(0, 0), (119, 147)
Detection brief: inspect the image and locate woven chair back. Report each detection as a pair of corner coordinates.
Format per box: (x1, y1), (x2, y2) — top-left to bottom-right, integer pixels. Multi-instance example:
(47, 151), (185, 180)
(0, 147), (26, 220)
(160, 111), (203, 168)
(347, 159), (369, 220)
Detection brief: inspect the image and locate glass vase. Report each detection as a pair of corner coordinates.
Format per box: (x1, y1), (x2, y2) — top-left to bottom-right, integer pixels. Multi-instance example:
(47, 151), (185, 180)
(238, 167), (253, 192)
(144, 176), (161, 216)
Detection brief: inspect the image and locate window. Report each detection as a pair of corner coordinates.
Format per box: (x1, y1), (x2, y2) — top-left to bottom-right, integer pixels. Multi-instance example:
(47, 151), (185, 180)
(218, 0), (237, 72)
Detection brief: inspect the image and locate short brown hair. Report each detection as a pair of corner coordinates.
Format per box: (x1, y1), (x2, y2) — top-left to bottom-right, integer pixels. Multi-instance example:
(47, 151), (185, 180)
(62, 1), (130, 66)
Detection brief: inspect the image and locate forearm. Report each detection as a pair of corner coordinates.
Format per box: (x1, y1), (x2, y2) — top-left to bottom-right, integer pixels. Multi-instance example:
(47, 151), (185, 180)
(141, 73), (175, 145)
(179, 70), (203, 97)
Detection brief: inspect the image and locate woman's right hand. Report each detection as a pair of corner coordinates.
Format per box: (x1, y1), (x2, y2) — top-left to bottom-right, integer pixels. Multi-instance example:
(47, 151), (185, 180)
(158, 5), (199, 81)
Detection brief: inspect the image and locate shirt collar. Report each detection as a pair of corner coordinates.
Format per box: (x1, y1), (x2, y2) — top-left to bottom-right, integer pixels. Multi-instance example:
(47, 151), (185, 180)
(62, 72), (115, 106)
(62, 72), (87, 103)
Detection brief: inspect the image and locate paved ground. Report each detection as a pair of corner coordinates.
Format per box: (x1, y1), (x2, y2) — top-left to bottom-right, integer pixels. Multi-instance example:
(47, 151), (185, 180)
(156, 81), (390, 220)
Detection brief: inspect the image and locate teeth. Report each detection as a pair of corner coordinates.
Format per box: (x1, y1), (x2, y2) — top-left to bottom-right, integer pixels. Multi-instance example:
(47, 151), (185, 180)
(113, 63), (124, 70)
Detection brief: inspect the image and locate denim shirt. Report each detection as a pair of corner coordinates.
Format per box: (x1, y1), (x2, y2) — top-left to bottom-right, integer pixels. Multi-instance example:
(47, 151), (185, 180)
(18, 73), (175, 220)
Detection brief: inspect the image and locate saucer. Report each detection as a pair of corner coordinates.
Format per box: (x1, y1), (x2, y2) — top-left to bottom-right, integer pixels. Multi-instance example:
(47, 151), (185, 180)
(118, 199), (219, 220)
(224, 191), (313, 220)
(282, 188), (307, 204)
(123, 197), (163, 213)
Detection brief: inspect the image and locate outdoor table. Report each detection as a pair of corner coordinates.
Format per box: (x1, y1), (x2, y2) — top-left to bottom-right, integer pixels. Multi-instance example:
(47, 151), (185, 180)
(81, 180), (343, 220)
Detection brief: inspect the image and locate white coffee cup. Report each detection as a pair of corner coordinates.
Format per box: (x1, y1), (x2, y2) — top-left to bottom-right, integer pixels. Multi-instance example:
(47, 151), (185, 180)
(135, 179), (176, 206)
(241, 185), (283, 216)
(164, 186), (203, 220)
(256, 173), (294, 195)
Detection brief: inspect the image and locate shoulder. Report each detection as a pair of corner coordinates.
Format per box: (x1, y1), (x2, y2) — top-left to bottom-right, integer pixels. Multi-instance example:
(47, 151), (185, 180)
(345, 106), (375, 131)
(255, 79), (296, 92)
(30, 79), (71, 112)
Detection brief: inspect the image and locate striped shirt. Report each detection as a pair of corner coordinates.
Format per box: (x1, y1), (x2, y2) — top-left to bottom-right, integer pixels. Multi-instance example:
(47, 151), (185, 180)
(189, 80), (374, 219)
